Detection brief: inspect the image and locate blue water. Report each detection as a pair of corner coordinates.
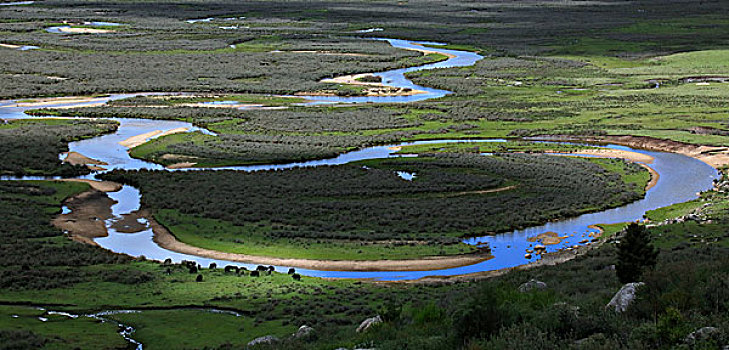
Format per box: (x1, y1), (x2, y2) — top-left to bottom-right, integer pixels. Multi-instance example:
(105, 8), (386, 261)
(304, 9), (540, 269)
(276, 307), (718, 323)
(0, 39), (719, 280)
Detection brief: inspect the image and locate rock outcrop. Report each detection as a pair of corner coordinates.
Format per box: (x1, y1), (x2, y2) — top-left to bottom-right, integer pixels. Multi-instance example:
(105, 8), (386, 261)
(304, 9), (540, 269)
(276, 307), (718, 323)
(518, 279), (548, 293)
(356, 315), (383, 333)
(606, 282), (644, 312)
(247, 335), (279, 347)
(293, 325), (315, 340)
(684, 327), (720, 345)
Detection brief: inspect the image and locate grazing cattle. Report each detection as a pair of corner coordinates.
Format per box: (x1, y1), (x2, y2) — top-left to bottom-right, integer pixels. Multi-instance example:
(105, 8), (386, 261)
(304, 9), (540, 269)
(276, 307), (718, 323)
(196, 274), (203, 282)
(224, 265), (239, 273)
(209, 263), (217, 269)
(189, 265), (198, 274)
(267, 266), (275, 272)
(287, 268), (296, 275)
(292, 273), (301, 281)
(163, 258), (172, 265)
(256, 265), (267, 271)
(250, 270), (260, 277)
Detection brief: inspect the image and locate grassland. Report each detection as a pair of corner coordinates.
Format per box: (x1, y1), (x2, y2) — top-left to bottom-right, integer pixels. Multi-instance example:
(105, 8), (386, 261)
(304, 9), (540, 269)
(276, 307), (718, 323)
(2, 0), (729, 349)
(1, 172), (728, 349)
(31, 46), (729, 169)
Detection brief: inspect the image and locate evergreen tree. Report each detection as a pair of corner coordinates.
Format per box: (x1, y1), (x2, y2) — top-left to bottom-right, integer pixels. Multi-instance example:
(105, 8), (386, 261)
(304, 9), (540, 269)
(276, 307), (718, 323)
(616, 223), (659, 283)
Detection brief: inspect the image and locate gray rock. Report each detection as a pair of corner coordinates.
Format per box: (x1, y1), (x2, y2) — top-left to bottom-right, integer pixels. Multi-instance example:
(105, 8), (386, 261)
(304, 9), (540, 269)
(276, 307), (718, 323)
(518, 279), (547, 293)
(293, 325), (315, 339)
(356, 315), (383, 333)
(684, 327), (720, 345)
(606, 282), (644, 312)
(247, 335), (279, 347)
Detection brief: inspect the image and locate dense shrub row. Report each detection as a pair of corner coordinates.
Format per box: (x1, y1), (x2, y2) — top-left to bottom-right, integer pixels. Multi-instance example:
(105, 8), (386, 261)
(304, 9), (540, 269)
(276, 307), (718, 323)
(100, 153), (644, 243)
(0, 182), (129, 290)
(0, 119), (117, 176)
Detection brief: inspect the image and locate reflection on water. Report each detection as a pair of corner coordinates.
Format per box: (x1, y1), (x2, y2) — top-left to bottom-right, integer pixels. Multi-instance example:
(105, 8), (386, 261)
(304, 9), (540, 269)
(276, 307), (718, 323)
(0, 38), (719, 280)
(300, 38), (483, 104)
(0, 1), (34, 5)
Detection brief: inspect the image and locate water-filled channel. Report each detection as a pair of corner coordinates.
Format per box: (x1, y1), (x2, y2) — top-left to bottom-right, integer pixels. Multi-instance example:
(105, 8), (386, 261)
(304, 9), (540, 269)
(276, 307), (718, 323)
(0, 39), (718, 281)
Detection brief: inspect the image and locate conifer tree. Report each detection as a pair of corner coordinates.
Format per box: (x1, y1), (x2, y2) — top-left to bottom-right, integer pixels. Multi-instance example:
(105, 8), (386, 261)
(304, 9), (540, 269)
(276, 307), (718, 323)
(616, 223), (659, 283)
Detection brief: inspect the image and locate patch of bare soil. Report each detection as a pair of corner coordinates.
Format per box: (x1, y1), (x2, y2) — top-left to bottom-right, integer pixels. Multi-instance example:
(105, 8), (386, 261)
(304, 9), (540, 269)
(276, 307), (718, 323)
(53, 190), (115, 245)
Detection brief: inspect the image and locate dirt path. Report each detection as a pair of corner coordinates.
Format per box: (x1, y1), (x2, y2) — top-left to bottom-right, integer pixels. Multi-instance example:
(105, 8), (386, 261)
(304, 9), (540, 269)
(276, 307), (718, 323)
(445, 185), (517, 197)
(150, 218), (492, 272)
(274, 50), (371, 57)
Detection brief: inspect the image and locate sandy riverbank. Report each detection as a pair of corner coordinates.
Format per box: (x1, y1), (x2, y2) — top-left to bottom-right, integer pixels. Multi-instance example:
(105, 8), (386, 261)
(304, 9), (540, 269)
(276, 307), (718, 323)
(52, 27), (114, 34)
(408, 43), (457, 59)
(551, 148), (655, 164)
(59, 179), (122, 192)
(314, 43), (453, 97)
(547, 148), (658, 191)
(150, 218), (492, 272)
(572, 135), (729, 169)
(6, 96), (106, 108)
(399, 226), (608, 284)
(316, 72), (428, 97)
(53, 189), (115, 246)
(118, 127), (188, 148)
(63, 151), (108, 166)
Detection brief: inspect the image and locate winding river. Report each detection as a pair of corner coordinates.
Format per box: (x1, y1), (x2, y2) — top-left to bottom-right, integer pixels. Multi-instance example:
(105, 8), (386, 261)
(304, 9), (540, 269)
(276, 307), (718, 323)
(0, 38), (719, 281)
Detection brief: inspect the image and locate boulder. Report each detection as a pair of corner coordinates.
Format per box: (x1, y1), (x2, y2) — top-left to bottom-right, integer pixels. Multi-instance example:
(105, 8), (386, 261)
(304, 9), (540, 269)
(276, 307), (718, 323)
(606, 282), (644, 312)
(356, 315), (383, 333)
(247, 335), (279, 347)
(684, 327), (720, 345)
(293, 325), (315, 340)
(518, 279), (547, 293)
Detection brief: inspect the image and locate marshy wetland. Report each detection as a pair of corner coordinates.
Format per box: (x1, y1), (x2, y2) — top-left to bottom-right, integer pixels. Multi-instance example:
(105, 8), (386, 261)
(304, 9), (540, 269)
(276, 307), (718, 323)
(2, 0), (729, 349)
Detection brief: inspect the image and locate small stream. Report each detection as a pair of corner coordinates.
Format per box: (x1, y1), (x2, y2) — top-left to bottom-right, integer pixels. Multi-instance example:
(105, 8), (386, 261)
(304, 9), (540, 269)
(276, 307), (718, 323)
(0, 38), (719, 281)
